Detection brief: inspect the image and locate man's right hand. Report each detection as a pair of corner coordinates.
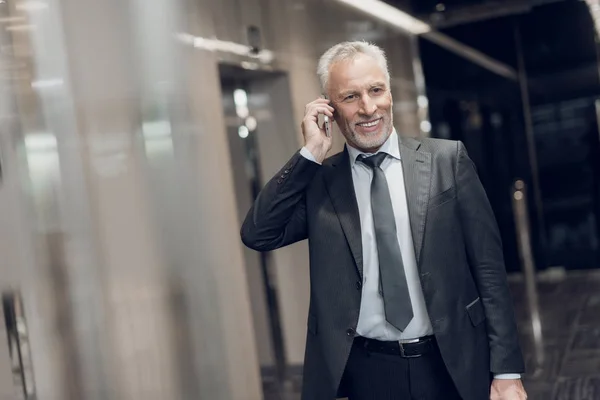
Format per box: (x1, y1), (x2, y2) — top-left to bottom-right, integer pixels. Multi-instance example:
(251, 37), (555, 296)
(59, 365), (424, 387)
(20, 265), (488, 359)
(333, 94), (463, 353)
(302, 98), (334, 164)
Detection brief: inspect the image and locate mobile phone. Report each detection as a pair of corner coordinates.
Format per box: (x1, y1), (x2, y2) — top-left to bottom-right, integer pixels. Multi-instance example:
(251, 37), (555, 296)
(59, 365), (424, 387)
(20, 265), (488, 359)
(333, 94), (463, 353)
(323, 95), (332, 138)
(324, 116), (331, 138)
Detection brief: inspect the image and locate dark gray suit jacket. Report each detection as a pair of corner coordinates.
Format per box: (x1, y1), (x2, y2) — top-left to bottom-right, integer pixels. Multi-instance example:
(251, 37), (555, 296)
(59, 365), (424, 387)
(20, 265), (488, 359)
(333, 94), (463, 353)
(241, 135), (525, 400)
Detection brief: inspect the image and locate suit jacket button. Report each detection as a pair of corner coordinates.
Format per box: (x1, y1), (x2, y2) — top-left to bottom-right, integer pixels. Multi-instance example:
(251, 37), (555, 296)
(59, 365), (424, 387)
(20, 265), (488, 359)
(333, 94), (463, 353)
(346, 328), (356, 337)
(356, 281), (362, 290)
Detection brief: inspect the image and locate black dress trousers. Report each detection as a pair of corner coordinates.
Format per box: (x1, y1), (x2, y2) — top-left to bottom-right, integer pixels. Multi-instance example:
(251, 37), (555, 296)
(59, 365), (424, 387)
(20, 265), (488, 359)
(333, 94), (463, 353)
(340, 338), (463, 400)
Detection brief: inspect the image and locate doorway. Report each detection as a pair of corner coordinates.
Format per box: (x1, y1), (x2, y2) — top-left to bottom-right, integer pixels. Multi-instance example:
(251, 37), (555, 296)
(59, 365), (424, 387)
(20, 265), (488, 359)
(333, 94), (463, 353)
(219, 64), (306, 397)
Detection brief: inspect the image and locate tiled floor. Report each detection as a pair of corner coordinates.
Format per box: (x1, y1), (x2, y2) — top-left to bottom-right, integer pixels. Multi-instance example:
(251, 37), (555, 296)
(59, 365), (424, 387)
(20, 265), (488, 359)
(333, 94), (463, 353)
(264, 270), (600, 399)
(511, 270), (600, 400)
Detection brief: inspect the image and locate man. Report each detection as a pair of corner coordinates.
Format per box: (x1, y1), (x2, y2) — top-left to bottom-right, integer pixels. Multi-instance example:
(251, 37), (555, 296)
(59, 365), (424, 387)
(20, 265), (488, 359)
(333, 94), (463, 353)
(241, 41), (527, 400)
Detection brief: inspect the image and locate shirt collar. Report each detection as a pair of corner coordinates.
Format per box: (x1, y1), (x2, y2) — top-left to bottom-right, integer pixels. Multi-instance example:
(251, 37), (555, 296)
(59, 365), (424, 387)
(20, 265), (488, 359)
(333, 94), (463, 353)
(347, 128), (401, 168)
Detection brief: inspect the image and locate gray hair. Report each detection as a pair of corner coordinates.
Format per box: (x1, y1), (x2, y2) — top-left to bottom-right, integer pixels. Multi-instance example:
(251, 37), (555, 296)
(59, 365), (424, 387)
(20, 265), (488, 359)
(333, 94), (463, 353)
(317, 41), (390, 95)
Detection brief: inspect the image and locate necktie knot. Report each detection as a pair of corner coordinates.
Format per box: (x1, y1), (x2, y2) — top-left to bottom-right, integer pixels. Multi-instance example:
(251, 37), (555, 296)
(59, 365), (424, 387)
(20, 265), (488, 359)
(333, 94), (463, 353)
(359, 152), (388, 169)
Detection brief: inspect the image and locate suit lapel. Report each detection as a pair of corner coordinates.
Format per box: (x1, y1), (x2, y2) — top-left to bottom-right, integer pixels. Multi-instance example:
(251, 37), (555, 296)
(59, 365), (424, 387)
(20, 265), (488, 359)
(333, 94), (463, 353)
(324, 148), (363, 279)
(399, 136), (432, 265)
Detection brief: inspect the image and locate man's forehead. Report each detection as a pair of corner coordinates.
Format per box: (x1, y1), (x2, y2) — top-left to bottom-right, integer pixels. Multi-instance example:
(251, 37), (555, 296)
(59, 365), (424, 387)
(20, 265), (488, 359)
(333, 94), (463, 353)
(329, 55), (386, 86)
(330, 71), (387, 93)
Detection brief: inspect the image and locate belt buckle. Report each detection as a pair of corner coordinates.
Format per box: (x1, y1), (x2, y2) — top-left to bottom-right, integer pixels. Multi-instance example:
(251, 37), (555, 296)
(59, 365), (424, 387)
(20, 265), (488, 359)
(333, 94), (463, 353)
(399, 342), (421, 358)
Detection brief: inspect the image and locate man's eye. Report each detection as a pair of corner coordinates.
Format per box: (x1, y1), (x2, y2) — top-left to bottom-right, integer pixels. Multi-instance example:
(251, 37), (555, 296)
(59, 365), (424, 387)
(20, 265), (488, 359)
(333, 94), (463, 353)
(344, 94), (356, 101)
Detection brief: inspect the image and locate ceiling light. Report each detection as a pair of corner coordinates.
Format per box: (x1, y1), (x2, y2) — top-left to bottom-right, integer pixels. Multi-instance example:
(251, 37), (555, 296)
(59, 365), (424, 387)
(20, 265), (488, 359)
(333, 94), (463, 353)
(238, 125), (249, 139)
(175, 33), (274, 64)
(333, 0), (431, 35)
(420, 120), (432, 133)
(234, 89), (248, 107)
(245, 116), (257, 131)
(236, 106), (249, 119)
(241, 61), (259, 70)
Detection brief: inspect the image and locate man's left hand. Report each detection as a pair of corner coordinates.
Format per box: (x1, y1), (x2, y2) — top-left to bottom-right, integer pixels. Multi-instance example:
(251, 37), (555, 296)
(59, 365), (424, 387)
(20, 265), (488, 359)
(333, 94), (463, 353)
(490, 379), (527, 400)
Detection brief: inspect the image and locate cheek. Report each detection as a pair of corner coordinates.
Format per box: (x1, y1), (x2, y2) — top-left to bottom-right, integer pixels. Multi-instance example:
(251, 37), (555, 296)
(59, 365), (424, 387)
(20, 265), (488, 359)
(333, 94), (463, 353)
(377, 96), (392, 111)
(336, 109), (356, 126)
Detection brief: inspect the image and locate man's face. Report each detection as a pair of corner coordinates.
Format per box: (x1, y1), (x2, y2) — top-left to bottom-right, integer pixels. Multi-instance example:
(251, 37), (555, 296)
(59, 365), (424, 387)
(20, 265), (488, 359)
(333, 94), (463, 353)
(327, 54), (393, 153)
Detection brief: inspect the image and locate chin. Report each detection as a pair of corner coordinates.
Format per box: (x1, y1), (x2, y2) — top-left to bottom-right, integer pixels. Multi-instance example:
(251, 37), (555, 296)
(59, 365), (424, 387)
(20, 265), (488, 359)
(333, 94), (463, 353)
(353, 129), (390, 151)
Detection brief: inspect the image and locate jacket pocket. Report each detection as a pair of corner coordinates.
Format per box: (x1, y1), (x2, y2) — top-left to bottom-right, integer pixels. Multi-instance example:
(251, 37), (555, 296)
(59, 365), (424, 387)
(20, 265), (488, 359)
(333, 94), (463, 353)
(307, 314), (318, 335)
(428, 186), (456, 209)
(466, 297), (486, 327)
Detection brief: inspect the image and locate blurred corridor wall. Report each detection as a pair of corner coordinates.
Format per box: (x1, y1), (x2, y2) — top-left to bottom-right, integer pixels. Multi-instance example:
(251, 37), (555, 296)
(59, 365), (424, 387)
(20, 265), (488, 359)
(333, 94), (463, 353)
(0, 0), (423, 399)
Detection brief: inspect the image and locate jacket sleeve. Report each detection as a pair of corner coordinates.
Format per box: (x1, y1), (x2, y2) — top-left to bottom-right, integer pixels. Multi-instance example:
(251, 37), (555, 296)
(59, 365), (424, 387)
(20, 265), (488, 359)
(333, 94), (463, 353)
(455, 141), (525, 374)
(241, 151), (320, 252)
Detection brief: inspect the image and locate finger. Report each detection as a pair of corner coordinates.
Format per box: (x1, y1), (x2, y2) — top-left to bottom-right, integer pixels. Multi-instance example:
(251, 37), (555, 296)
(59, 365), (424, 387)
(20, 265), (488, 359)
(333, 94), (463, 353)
(318, 107), (334, 117)
(306, 105), (334, 118)
(313, 99), (334, 109)
(306, 98), (329, 106)
(304, 110), (333, 124)
(306, 98), (334, 108)
(305, 104), (332, 116)
(306, 98), (331, 109)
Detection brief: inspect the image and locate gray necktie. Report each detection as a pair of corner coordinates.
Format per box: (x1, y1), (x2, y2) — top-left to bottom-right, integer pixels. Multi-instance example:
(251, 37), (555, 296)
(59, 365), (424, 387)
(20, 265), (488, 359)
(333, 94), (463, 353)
(359, 152), (413, 331)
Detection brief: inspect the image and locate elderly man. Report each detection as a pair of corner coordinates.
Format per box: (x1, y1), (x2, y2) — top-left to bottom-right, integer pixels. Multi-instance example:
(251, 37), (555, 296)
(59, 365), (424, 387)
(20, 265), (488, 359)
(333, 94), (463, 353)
(241, 41), (527, 400)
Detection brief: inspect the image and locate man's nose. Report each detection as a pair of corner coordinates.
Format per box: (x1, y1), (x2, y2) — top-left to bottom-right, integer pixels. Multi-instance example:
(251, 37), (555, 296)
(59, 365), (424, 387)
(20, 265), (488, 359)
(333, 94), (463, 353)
(358, 94), (377, 115)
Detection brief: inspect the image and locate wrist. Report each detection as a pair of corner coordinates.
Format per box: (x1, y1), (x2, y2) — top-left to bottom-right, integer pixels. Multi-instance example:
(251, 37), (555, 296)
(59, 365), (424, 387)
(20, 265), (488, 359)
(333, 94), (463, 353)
(305, 142), (328, 163)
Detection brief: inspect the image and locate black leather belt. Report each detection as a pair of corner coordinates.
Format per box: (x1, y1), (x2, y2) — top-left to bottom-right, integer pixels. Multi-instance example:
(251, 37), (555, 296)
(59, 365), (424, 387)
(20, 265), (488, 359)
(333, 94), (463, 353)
(354, 335), (437, 358)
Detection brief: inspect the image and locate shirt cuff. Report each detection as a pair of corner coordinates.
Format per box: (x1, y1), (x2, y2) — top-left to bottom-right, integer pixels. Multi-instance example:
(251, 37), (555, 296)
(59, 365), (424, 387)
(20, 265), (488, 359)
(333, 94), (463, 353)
(300, 146), (321, 165)
(493, 374), (521, 380)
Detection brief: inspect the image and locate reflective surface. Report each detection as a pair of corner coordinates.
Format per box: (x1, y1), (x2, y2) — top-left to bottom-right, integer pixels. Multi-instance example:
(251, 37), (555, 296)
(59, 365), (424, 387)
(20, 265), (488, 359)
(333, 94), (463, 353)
(513, 271), (600, 400)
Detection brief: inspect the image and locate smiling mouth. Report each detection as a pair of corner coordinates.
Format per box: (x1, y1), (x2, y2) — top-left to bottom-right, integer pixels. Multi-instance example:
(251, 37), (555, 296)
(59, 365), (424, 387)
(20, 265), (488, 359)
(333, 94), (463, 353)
(356, 118), (382, 128)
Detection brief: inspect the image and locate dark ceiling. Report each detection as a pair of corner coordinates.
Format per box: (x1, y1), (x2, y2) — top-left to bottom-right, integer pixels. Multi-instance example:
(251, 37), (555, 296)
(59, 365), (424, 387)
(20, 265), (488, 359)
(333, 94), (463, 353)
(385, 0), (569, 22)
(400, 0), (600, 104)
(409, 0), (526, 16)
